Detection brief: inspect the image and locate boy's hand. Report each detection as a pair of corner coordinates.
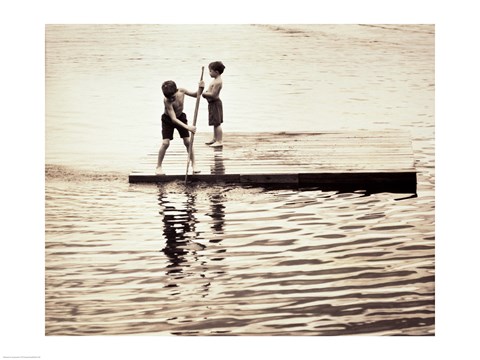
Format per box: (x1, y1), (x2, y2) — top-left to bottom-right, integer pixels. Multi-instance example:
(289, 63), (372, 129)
(199, 80), (205, 88)
(188, 125), (197, 134)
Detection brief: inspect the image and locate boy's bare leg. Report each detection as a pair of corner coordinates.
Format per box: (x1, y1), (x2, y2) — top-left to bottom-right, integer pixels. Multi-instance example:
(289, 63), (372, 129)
(183, 137), (200, 174)
(210, 125), (223, 147)
(156, 139), (169, 175)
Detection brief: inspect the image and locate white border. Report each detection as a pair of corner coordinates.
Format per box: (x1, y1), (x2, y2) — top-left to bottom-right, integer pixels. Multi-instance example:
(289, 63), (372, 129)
(2, 1), (479, 359)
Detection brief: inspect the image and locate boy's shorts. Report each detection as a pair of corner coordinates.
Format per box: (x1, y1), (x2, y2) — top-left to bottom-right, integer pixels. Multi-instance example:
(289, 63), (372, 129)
(161, 112), (190, 140)
(208, 99), (223, 127)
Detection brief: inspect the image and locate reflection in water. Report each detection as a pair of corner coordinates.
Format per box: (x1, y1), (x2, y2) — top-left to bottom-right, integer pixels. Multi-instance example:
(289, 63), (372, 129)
(208, 192), (225, 243)
(157, 186), (229, 319)
(158, 190), (204, 276)
(44, 180), (434, 335)
(211, 147), (225, 175)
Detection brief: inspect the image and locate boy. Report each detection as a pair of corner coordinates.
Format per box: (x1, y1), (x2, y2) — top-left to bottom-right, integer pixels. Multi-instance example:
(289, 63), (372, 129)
(202, 61), (225, 147)
(156, 80), (204, 175)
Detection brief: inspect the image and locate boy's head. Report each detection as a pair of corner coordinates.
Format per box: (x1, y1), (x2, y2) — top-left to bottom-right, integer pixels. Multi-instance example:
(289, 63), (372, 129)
(208, 61), (225, 75)
(162, 80), (177, 99)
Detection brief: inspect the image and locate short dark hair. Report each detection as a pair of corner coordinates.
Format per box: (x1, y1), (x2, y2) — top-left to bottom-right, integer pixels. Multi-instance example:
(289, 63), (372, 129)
(162, 80), (177, 98)
(209, 61), (225, 74)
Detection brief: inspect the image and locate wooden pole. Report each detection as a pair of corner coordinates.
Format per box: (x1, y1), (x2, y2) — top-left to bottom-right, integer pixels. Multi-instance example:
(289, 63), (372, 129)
(185, 66), (205, 184)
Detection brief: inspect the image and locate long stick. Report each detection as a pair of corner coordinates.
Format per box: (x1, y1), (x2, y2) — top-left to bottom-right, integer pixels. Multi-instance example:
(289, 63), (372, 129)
(185, 66), (205, 184)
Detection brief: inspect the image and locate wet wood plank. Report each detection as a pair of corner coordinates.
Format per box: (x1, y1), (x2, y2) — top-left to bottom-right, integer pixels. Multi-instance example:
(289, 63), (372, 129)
(129, 131), (416, 193)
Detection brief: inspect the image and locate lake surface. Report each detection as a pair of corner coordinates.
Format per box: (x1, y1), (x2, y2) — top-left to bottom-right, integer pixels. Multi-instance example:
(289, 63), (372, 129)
(45, 24), (434, 335)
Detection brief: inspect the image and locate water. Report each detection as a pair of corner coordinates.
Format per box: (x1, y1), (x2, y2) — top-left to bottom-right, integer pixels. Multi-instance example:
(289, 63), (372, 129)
(45, 24), (434, 335)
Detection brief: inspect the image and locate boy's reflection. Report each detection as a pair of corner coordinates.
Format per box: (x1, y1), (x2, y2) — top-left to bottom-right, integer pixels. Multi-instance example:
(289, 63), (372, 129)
(158, 186), (227, 298)
(158, 191), (202, 275)
(208, 192), (225, 242)
(211, 147), (225, 175)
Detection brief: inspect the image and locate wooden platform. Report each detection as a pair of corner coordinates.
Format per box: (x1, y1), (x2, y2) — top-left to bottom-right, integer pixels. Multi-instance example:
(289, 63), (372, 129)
(129, 131), (416, 193)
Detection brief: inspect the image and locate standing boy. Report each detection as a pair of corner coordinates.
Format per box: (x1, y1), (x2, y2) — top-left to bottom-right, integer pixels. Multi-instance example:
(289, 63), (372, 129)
(156, 80), (204, 175)
(202, 61), (225, 147)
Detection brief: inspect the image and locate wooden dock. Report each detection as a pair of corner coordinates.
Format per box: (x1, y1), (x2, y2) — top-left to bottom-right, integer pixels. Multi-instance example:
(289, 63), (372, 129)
(129, 131), (416, 193)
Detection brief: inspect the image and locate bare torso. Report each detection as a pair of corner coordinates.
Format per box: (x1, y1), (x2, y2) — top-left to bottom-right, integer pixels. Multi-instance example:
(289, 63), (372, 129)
(164, 90), (186, 117)
(204, 77), (222, 102)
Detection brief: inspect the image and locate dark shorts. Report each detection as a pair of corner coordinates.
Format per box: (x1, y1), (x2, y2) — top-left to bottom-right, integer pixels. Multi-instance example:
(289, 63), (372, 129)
(161, 112), (190, 140)
(208, 99), (223, 127)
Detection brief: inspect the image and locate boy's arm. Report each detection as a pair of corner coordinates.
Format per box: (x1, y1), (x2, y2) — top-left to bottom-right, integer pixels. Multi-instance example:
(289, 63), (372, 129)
(181, 81), (205, 97)
(202, 81), (222, 100)
(164, 99), (196, 133)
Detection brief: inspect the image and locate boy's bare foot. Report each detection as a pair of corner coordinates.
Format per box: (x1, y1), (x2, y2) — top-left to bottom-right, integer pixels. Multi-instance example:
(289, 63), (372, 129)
(155, 166), (165, 175)
(205, 139), (215, 145)
(192, 164), (201, 174)
(209, 142), (223, 148)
